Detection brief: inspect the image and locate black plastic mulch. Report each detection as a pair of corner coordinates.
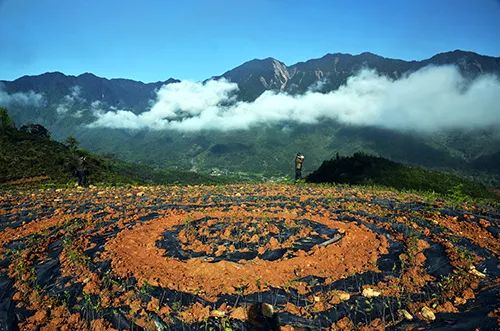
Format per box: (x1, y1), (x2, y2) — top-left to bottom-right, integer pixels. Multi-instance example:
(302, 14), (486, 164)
(0, 191), (498, 330)
(156, 216), (341, 263)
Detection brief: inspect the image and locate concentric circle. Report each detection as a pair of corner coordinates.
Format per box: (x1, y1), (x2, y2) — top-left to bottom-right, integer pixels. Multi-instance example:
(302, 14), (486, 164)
(157, 215), (342, 262)
(102, 208), (389, 300)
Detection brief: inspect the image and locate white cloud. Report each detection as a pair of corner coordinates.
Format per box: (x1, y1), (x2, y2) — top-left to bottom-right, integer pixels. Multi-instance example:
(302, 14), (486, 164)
(56, 85), (86, 115)
(89, 65), (500, 132)
(0, 84), (45, 108)
(65, 85), (84, 103)
(307, 78), (328, 92)
(55, 104), (69, 115)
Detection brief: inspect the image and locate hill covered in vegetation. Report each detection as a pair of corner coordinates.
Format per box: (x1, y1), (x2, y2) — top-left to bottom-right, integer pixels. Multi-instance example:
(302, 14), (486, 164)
(0, 108), (225, 186)
(306, 153), (496, 200)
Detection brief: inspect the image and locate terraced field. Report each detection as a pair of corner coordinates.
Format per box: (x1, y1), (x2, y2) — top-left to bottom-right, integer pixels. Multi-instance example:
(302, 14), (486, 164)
(0, 184), (498, 330)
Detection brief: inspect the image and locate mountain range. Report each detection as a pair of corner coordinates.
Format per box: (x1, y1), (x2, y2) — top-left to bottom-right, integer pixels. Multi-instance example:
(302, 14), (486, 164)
(1, 50), (499, 184)
(214, 50), (500, 101)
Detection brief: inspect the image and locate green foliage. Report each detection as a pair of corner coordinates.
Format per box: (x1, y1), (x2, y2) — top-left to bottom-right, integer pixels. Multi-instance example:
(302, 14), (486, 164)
(1, 124), (73, 183)
(71, 120), (500, 188)
(306, 153), (496, 200)
(64, 135), (79, 152)
(447, 184), (470, 206)
(20, 124), (51, 138)
(0, 121), (236, 186)
(0, 107), (14, 131)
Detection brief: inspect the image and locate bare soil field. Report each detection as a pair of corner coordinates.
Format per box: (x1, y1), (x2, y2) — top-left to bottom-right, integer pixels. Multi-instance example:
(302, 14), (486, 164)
(0, 184), (498, 330)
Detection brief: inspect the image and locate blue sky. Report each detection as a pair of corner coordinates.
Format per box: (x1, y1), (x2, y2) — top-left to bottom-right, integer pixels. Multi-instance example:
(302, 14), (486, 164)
(1, 0), (499, 82)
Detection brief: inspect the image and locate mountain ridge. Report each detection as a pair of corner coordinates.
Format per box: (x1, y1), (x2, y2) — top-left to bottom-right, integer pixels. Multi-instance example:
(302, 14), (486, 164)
(213, 49), (500, 99)
(3, 49), (499, 88)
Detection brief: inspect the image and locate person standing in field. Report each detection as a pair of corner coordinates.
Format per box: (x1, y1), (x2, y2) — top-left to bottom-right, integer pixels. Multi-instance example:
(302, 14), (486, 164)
(294, 152), (305, 181)
(76, 156), (88, 187)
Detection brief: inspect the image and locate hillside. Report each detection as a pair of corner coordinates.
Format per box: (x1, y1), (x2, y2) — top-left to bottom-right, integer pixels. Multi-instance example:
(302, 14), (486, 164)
(306, 153), (495, 200)
(0, 109), (225, 186)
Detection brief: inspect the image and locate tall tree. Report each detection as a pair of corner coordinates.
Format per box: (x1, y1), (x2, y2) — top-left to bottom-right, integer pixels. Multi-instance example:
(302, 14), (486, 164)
(65, 135), (80, 152)
(0, 107), (14, 132)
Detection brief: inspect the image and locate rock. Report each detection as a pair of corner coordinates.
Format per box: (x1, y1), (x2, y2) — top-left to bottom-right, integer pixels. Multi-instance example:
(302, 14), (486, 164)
(337, 291), (350, 301)
(137, 191), (145, 197)
(421, 306), (435, 321)
(469, 266), (486, 278)
(398, 309), (413, 321)
(362, 288), (381, 298)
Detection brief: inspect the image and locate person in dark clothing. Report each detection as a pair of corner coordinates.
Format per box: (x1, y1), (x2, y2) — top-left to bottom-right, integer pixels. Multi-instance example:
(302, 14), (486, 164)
(294, 152), (305, 180)
(76, 156), (88, 187)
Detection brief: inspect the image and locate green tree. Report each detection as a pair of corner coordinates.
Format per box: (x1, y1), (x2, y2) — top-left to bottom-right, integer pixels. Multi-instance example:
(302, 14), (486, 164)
(65, 135), (80, 152)
(0, 107), (14, 132)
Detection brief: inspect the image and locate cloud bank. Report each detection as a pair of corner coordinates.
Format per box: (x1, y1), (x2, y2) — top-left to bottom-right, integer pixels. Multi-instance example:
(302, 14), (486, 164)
(0, 84), (45, 108)
(89, 65), (500, 132)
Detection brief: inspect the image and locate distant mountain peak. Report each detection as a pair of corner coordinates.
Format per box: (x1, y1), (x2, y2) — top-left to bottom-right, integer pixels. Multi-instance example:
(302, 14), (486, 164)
(256, 56), (281, 63)
(78, 72), (99, 79)
(357, 51), (384, 59)
(22, 71), (67, 80)
(212, 57), (291, 100)
(231, 57), (286, 72)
